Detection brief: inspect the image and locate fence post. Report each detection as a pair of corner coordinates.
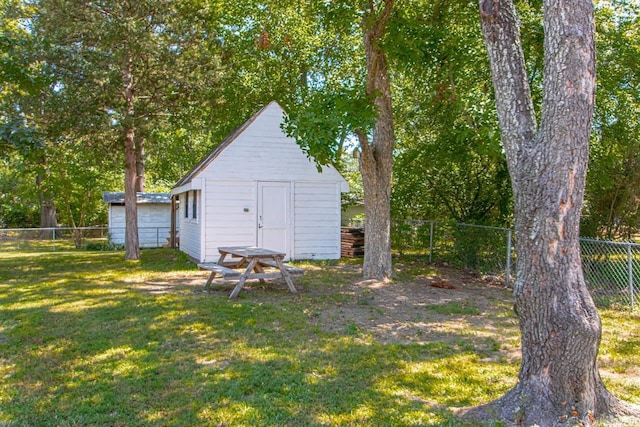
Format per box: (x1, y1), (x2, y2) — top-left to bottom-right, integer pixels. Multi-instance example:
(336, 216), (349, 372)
(506, 229), (512, 287)
(429, 221), (434, 262)
(628, 242), (634, 312)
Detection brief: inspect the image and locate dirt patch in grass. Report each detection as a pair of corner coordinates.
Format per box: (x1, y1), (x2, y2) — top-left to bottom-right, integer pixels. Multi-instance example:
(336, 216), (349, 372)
(301, 262), (520, 363)
(140, 258), (521, 361)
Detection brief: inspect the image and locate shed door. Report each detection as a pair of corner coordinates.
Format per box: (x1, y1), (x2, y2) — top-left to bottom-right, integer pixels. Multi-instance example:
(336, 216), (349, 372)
(257, 181), (291, 260)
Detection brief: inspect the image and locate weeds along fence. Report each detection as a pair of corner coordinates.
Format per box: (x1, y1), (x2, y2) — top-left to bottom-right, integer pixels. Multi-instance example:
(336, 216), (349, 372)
(389, 220), (639, 312)
(0, 226), (172, 251)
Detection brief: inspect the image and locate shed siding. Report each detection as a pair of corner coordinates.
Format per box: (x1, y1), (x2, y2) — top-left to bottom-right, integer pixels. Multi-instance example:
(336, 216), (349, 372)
(108, 204), (173, 248)
(178, 193), (201, 260)
(108, 205), (124, 244)
(199, 105), (343, 184)
(201, 180), (256, 262)
(294, 182), (341, 259)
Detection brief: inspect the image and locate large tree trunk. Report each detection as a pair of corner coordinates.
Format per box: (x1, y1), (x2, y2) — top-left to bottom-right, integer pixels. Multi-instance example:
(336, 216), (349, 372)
(123, 57), (140, 261)
(358, 0), (395, 280)
(459, 0), (640, 425)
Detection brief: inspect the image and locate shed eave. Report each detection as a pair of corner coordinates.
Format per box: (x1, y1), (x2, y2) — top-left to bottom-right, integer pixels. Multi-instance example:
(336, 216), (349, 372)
(171, 183), (192, 195)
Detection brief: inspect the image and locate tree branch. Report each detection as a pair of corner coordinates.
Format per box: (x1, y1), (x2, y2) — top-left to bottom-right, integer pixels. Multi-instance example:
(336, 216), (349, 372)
(478, 0), (537, 179)
(371, 0), (394, 40)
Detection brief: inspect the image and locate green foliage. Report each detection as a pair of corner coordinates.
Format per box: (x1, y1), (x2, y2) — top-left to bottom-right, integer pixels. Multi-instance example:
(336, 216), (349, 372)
(0, 117), (44, 157)
(390, 0), (513, 225)
(340, 153), (364, 208)
(0, 0), (639, 238)
(224, 0), (376, 168)
(284, 90), (376, 167)
(84, 241), (124, 251)
(145, 128), (213, 189)
(583, 1), (640, 239)
(0, 157), (39, 227)
(450, 225), (509, 272)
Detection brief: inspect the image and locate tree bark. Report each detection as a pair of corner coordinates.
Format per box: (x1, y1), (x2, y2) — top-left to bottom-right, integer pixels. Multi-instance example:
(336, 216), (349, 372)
(135, 135), (145, 193)
(358, 0), (395, 280)
(36, 172), (57, 239)
(123, 56), (140, 261)
(459, 0), (640, 425)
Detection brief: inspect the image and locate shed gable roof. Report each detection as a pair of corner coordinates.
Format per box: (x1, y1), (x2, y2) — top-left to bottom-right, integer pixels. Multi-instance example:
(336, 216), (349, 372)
(172, 102), (271, 189)
(102, 192), (172, 205)
(172, 101), (348, 192)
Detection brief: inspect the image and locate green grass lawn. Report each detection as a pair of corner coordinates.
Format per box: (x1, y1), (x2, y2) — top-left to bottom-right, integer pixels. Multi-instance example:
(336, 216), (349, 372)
(1, 249), (638, 426)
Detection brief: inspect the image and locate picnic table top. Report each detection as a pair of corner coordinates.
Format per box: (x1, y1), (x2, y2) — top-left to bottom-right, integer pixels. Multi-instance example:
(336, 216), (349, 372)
(218, 246), (286, 258)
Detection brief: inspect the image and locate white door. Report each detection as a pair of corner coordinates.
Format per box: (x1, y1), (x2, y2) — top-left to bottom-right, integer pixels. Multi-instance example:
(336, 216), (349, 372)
(257, 181), (291, 259)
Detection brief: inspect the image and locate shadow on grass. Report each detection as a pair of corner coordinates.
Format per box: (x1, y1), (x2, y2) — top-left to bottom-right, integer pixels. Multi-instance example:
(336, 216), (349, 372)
(0, 249), (548, 425)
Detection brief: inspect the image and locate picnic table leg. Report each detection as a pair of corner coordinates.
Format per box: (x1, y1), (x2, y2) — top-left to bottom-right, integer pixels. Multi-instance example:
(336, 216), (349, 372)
(204, 271), (218, 291)
(203, 253), (228, 292)
(217, 253), (226, 264)
(275, 257), (298, 294)
(253, 262), (266, 283)
(229, 258), (258, 299)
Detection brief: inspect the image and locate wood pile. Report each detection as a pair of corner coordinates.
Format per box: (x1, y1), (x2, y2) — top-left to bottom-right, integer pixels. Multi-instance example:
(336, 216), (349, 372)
(341, 227), (365, 258)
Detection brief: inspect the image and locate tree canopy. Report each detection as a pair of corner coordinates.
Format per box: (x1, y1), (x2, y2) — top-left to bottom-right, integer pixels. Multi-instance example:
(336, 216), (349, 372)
(0, 0), (638, 244)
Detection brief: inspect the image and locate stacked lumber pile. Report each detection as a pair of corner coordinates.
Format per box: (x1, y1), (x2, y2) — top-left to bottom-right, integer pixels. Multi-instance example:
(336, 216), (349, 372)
(341, 227), (365, 258)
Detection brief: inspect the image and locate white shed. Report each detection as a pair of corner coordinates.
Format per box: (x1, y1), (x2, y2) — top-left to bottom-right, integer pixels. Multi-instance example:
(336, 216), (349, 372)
(171, 101), (349, 262)
(102, 192), (177, 248)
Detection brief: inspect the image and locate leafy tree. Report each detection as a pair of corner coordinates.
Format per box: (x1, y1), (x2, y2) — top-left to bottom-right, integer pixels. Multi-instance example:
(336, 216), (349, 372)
(352, 0), (396, 279)
(283, 0), (396, 280)
(1, 1), (59, 232)
(0, 154), (39, 227)
(461, 0), (640, 424)
(390, 0), (513, 225)
(583, 1), (640, 239)
(48, 134), (119, 245)
(340, 153), (364, 215)
(32, 0), (226, 259)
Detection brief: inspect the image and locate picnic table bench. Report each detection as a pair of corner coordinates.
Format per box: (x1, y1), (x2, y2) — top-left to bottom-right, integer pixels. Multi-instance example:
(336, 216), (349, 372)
(253, 259), (305, 275)
(198, 246), (304, 298)
(197, 263), (242, 280)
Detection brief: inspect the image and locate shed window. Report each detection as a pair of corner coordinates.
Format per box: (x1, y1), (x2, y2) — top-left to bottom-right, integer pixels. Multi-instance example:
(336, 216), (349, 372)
(184, 192), (189, 218)
(192, 191), (198, 220)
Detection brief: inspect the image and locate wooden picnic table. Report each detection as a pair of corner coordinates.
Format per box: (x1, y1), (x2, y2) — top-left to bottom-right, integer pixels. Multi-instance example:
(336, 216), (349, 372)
(198, 246), (303, 298)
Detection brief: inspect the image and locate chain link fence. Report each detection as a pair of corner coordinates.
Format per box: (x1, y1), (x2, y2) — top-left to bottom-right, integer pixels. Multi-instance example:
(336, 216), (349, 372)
(391, 220), (513, 281)
(389, 220), (638, 312)
(580, 238), (639, 311)
(2, 222), (638, 311)
(0, 226), (173, 252)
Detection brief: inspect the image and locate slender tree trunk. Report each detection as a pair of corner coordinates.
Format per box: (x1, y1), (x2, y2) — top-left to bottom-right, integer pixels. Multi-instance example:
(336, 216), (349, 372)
(460, 0), (640, 425)
(64, 199), (82, 248)
(358, 0), (395, 280)
(135, 135), (145, 193)
(36, 172), (57, 239)
(123, 57), (140, 261)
